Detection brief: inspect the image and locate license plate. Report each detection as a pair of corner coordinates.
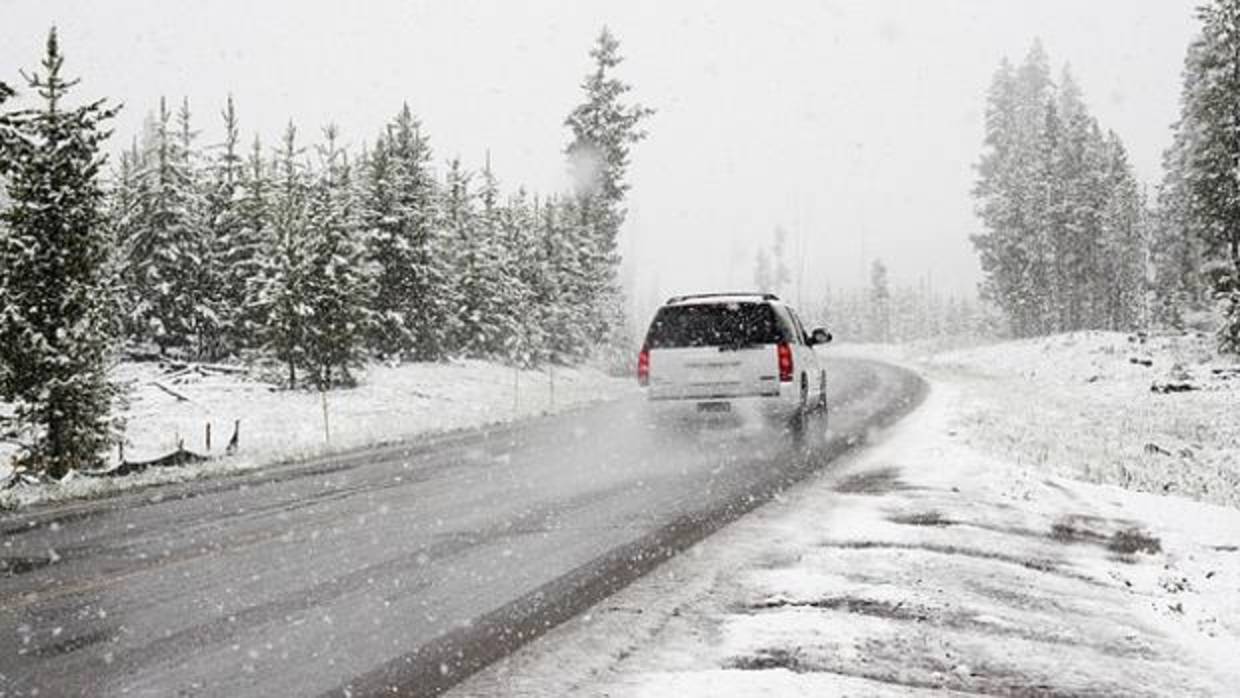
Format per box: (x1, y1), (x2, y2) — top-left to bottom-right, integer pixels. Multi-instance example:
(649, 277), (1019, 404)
(697, 401), (731, 413)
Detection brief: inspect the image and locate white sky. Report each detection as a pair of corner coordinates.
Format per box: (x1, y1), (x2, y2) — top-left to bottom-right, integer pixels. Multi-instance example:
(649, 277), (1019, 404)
(2, 0), (1200, 315)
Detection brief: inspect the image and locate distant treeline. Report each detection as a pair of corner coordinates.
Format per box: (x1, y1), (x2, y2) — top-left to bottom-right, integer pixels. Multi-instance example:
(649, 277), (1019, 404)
(816, 260), (993, 345)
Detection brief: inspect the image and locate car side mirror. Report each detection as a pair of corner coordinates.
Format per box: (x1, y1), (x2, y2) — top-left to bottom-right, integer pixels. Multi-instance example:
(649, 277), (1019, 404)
(810, 328), (832, 346)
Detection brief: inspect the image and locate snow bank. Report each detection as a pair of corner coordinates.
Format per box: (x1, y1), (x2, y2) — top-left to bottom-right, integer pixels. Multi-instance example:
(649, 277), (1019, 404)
(1, 359), (633, 509)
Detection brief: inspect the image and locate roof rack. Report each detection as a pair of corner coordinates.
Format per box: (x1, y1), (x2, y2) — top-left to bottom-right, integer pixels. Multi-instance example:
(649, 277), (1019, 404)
(665, 292), (780, 305)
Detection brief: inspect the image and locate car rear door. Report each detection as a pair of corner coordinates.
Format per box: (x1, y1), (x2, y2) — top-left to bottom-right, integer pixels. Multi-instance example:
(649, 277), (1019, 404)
(786, 307), (823, 398)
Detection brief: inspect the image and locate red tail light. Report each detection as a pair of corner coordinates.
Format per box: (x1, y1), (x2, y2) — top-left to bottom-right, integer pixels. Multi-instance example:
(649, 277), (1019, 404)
(637, 346), (650, 386)
(777, 342), (793, 382)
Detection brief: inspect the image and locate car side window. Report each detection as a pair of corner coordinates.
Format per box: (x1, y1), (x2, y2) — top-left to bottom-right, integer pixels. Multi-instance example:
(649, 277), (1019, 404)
(775, 306), (802, 345)
(789, 309), (810, 345)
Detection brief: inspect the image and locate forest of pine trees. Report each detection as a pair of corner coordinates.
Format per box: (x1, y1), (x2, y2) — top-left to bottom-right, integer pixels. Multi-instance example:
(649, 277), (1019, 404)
(108, 75), (649, 384)
(0, 27), (650, 476)
(972, 41), (1150, 339)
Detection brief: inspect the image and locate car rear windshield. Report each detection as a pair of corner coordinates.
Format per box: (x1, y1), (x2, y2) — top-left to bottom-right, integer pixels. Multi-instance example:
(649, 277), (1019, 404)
(644, 302), (788, 349)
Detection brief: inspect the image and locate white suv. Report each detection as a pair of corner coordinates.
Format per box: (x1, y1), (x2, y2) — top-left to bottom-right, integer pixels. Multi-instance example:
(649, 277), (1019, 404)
(637, 293), (831, 431)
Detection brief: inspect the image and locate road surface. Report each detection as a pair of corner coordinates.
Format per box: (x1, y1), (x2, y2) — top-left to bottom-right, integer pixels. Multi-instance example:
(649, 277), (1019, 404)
(0, 357), (924, 697)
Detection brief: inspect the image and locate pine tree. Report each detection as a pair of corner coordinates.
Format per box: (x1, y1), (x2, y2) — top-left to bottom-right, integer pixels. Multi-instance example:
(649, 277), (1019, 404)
(1152, 122), (1205, 328)
(497, 188), (543, 366)
(255, 122), (310, 387)
(534, 197), (584, 364)
(564, 27), (654, 354)
(174, 97), (222, 359)
(235, 134), (271, 350)
(1171, 0), (1240, 352)
(0, 29), (121, 477)
(441, 157), (475, 353)
(444, 156), (508, 356)
(475, 156), (519, 357)
(364, 105), (446, 360)
(205, 95), (255, 357)
(753, 248), (774, 293)
(124, 97), (200, 354)
(1098, 133), (1148, 330)
(973, 56), (1040, 336)
(302, 125), (371, 388)
(869, 259), (891, 342)
(974, 41), (1149, 338)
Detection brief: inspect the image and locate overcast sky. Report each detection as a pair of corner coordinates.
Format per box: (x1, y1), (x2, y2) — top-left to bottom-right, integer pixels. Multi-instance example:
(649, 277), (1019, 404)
(2, 0), (1201, 317)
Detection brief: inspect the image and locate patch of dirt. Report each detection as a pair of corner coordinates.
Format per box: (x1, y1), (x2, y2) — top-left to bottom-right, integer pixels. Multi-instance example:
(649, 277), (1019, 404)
(833, 467), (909, 495)
(820, 540), (1059, 574)
(1107, 527), (1162, 556)
(888, 510), (955, 527)
(725, 647), (804, 672)
(744, 595), (1159, 660)
(725, 644), (1135, 697)
(1049, 519), (1110, 545)
(749, 596), (933, 621)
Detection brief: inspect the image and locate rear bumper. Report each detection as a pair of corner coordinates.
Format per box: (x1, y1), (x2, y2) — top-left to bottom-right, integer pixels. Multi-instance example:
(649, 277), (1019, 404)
(643, 386), (801, 422)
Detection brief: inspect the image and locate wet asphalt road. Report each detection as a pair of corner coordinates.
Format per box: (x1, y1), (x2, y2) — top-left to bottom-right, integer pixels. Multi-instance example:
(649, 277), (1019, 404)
(0, 357), (924, 697)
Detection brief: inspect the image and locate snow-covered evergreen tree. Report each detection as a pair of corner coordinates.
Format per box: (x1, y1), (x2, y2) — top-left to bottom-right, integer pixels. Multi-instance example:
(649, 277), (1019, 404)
(204, 95), (257, 357)
(440, 157), (474, 352)
(301, 125), (372, 388)
(174, 98), (224, 358)
(564, 27), (653, 357)
(443, 156), (509, 356)
(235, 134), (272, 350)
(1169, 0), (1240, 352)
(363, 105), (447, 360)
(497, 188), (544, 366)
(869, 259), (892, 342)
(1151, 121), (1206, 329)
(973, 56), (1039, 336)
(974, 41), (1150, 338)
(254, 122), (310, 387)
(0, 29), (121, 477)
(475, 156), (520, 357)
(124, 97), (202, 354)
(1098, 133), (1149, 330)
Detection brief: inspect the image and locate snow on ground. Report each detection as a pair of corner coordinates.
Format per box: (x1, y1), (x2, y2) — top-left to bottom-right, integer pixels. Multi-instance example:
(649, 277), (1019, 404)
(927, 331), (1240, 509)
(0, 359), (633, 510)
(451, 334), (1240, 697)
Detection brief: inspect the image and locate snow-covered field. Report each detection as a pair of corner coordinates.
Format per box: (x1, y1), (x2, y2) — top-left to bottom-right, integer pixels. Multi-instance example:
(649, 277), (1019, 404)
(0, 359), (634, 510)
(451, 333), (1240, 697)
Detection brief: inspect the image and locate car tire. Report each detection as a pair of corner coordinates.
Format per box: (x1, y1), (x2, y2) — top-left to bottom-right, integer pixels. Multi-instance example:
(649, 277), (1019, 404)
(788, 376), (809, 442)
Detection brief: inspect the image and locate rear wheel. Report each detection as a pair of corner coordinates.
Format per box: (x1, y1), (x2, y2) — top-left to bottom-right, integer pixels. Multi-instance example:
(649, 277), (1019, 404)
(788, 376), (809, 443)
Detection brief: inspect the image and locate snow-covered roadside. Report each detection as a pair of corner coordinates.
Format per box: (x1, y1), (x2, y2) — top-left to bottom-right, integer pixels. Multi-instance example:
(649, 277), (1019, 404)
(450, 341), (1240, 697)
(928, 332), (1240, 509)
(0, 359), (634, 510)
